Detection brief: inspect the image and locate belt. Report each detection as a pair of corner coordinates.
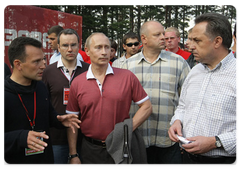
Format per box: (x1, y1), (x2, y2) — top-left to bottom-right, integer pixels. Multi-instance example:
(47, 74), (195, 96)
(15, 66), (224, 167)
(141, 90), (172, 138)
(84, 136), (106, 148)
(183, 150), (236, 164)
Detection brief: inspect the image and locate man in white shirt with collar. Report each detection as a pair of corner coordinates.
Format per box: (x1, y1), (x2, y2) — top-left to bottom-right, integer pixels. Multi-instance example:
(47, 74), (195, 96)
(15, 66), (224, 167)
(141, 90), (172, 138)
(112, 32), (140, 68)
(42, 29), (89, 163)
(48, 25), (63, 64)
(66, 32), (152, 164)
(48, 26), (84, 64)
(168, 13), (236, 164)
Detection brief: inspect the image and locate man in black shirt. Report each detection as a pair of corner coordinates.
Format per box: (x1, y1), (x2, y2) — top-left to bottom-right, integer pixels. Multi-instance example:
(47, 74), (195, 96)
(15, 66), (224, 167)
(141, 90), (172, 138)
(4, 36), (81, 164)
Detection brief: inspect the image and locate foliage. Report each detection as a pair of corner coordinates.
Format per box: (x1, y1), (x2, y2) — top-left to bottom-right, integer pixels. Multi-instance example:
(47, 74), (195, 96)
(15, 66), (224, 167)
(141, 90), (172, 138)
(37, 5), (236, 56)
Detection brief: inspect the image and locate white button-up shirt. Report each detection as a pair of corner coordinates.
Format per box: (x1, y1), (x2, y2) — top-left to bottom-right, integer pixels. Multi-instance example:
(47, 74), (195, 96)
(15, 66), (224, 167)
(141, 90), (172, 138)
(50, 51), (83, 65)
(170, 52), (236, 157)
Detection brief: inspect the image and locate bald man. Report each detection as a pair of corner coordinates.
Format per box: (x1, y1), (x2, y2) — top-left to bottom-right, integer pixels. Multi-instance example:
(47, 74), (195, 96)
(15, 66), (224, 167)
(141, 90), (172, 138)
(122, 21), (190, 164)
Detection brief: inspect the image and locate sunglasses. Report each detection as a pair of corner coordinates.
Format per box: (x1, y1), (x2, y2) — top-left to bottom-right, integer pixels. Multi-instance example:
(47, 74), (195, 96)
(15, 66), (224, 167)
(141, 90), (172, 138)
(126, 42), (140, 47)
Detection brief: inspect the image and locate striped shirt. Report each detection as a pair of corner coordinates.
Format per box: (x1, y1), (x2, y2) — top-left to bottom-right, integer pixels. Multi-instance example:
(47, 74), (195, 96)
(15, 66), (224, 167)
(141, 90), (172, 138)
(170, 52), (236, 157)
(122, 50), (190, 147)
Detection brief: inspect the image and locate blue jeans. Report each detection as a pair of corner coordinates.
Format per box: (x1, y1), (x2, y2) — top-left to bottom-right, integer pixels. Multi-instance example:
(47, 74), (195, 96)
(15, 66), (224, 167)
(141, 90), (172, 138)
(52, 145), (69, 164)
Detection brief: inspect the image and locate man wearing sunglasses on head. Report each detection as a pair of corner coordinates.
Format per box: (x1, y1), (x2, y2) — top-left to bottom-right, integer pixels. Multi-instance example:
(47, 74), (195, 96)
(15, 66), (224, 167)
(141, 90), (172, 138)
(112, 32), (140, 68)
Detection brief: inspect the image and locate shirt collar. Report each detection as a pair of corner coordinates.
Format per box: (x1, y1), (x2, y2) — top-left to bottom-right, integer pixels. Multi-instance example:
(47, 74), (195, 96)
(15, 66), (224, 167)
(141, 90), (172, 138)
(218, 52), (234, 69)
(203, 51), (234, 72)
(86, 63), (114, 80)
(137, 50), (166, 64)
(53, 50), (61, 56)
(57, 57), (82, 69)
(120, 55), (126, 61)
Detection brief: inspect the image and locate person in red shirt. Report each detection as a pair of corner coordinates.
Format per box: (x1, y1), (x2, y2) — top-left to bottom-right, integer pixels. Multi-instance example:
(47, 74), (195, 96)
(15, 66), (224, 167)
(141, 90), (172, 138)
(165, 27), (191, 60)
(78, 49), (91, 64)
(67, 33), (152, 164)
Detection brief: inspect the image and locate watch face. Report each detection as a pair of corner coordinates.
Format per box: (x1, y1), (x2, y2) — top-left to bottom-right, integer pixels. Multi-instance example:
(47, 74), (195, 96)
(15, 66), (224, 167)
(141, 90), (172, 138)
(216, 141), (221, 147)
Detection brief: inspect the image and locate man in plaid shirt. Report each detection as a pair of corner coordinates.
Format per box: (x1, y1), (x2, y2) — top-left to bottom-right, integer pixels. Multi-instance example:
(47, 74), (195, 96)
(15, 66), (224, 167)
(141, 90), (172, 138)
(122, 20), (190, 163)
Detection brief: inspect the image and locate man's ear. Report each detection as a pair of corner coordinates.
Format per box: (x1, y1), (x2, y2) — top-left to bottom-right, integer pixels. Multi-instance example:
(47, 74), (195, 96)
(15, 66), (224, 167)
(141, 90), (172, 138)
(58, 44), (60, 53)
(214, 36), (223, 49)
(13, 59), (22, 71)
(141, 34), (147, 44)
(85, 47), (90, 57)
(123, 44), (127, 51)
(177, 37), (181, 43)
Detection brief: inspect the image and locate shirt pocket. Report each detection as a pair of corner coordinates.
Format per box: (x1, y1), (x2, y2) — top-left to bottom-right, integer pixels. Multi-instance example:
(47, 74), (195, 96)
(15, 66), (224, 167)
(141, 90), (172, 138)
(160, 75), (177, 98)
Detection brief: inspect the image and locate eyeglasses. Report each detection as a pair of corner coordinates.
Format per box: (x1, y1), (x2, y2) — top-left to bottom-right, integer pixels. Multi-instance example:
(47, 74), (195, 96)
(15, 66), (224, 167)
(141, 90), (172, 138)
(126, 42), (140, 47)
(60, 43), (78, 49)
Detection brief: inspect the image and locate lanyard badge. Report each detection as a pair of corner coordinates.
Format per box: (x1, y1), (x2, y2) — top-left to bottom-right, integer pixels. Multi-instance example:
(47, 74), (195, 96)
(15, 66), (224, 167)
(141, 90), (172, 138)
(18, 92), (45, 156)
(63, 87), (70, 105)
(18, 91), (36, 130)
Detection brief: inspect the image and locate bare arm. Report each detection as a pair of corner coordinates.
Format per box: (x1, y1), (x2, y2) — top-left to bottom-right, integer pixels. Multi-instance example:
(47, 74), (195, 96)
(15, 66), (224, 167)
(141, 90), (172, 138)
(57, 114), (81, 133)
(132, 99), (152, 131)
(67, 126), (81, 164)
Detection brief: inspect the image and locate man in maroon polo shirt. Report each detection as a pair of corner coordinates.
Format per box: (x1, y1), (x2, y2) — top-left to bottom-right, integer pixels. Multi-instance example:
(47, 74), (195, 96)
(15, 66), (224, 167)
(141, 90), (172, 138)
(165, 27), (191, 60)
(66, 33), (152, 164)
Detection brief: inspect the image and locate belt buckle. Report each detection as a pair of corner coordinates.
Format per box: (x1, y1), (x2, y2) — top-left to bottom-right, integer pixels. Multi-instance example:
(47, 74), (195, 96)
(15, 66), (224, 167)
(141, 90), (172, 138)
(102, 141), (106, 148)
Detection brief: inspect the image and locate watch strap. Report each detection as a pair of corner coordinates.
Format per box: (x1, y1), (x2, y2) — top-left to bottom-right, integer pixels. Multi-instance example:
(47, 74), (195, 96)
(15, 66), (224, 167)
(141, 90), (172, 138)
(68, 153), (79, 160)
(215, 136), (222, 148)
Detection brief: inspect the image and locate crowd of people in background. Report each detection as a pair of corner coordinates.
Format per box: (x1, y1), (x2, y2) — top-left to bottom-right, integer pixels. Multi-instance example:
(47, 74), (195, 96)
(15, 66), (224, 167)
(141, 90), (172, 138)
(5, 12), (236, 164)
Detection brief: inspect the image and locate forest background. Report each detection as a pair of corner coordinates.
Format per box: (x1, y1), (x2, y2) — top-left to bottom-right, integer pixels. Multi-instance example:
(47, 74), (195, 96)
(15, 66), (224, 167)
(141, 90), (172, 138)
(37, 5), (236, 57)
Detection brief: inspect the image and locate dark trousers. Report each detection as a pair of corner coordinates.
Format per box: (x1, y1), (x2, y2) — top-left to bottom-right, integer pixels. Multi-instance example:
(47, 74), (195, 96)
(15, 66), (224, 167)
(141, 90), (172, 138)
(80, 137), (115, 164)
(52, 145), (69, 164)
(146, 143), (183, 164)
(183, 150), (236, 164)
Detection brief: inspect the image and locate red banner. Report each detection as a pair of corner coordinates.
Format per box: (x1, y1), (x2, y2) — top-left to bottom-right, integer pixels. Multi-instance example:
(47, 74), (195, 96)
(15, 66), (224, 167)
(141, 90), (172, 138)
(4, 5), (82, 67)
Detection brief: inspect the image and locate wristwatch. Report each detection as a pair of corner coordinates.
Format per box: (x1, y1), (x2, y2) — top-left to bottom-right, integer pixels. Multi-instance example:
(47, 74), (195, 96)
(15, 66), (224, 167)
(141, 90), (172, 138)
(68, 153), (79, 160)
(215, 136), (222, 148)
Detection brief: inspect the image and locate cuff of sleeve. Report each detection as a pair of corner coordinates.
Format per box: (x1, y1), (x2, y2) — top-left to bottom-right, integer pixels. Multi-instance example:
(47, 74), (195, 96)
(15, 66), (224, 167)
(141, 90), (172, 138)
(19, 130), (30, 148)
(170, 116), (183, 126)
(135, 96), (149, 105)
(66, 110), (79, 115)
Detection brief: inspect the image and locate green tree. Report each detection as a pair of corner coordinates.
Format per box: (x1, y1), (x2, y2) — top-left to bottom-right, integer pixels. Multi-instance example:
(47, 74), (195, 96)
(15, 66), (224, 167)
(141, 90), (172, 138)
(37, 5), (236, 55)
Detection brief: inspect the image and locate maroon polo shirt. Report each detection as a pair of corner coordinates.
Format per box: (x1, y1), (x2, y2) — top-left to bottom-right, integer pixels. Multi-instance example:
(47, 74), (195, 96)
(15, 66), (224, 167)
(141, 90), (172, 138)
(66, 66), (148, 141)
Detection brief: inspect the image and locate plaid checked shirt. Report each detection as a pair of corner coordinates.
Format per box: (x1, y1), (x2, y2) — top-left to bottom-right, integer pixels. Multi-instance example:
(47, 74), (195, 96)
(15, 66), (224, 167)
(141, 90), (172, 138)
(170, 52), (236, 157)
(122, 50), (190, 147)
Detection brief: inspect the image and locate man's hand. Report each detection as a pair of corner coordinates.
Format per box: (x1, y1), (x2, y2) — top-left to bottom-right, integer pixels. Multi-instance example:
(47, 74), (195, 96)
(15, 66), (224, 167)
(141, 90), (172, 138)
(27, 131), (49, 151)
(168, 120), (183, 142)
(182, 136), (216, 154)
(57, 114), (81, 133)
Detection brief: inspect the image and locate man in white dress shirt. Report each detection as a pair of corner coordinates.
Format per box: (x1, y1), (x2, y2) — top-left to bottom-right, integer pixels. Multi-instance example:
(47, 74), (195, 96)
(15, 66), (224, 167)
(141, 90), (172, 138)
(48, 26), (83, 64)
(48, 25), (63, 64)
(168, 13), (236, 163)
